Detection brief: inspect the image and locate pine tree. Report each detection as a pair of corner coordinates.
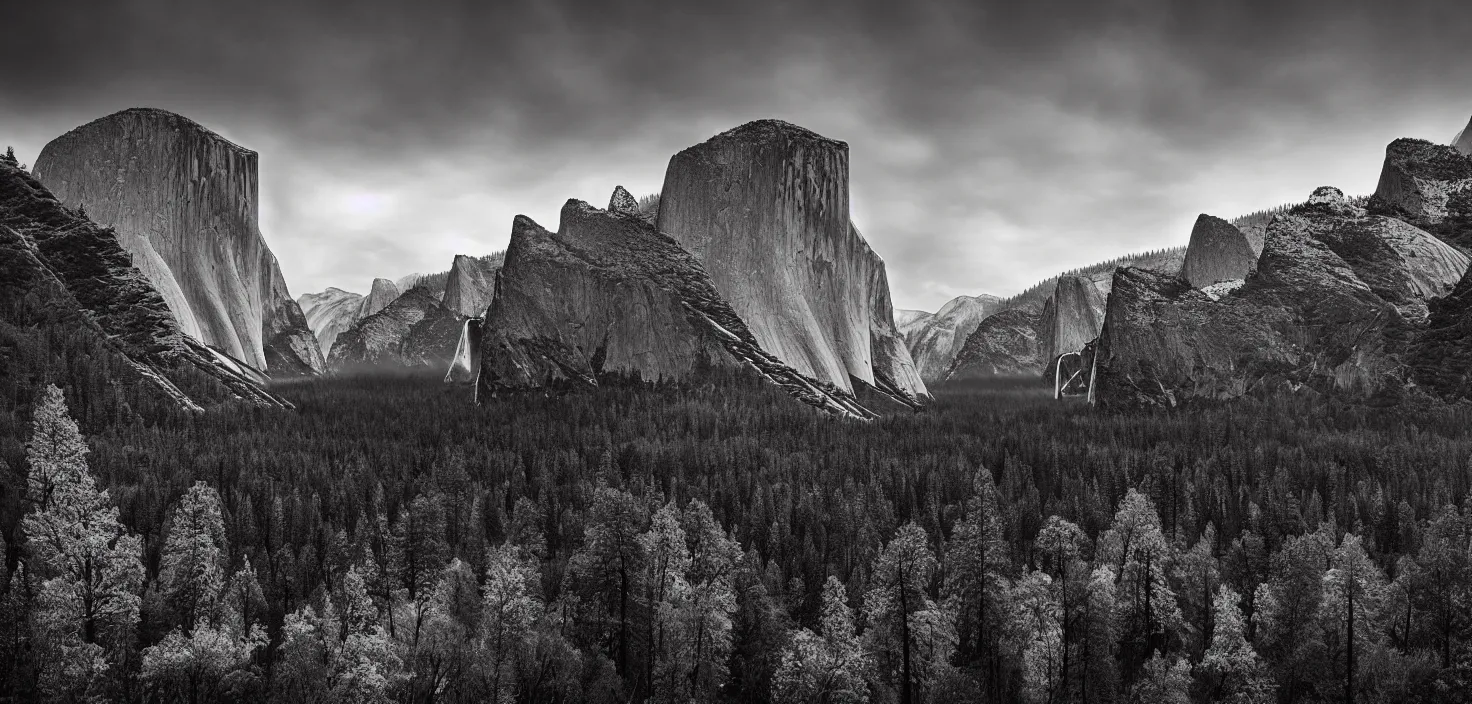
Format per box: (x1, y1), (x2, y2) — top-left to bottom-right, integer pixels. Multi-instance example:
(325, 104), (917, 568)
(1128, 651), (1190, 704)
(21, 385), (144, 699)
(864, 522), (953, 704)
(1320, 533), (1386, 704)
(158, 481), (229, 630)
(482, 544), (541, 702)
(1013, 570), (1064, 704)
(943, 467), (1011, 690)
(1199, 585), (1273, 704)
(565, 483), (646, 682)
(772, 576), (869, 704)
(1099, 489), (1182, 668)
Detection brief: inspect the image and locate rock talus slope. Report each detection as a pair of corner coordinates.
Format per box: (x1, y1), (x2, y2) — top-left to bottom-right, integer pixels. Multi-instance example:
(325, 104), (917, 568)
(1095, 187), (1469, 406)
(31, 108), (323, 376)
(656, 119), (928, 405)
(0, 159), (289, 409)
(477, 195), (876, 418)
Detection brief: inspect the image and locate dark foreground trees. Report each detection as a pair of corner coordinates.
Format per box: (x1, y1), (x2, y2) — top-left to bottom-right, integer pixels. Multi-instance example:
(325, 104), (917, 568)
(3, 373), (1472, 702)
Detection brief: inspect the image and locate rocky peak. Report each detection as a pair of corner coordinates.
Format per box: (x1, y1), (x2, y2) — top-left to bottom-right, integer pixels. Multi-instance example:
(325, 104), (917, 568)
(442, 252), (503, 318)
(359, 278), (400, 318)
(608, 185), (640, 216)
(330, 286), (462, 370)
(903, 293), (1003, 382)
(1372, 138), (1472, 248)
(1181, 214), (1257, 289)
(31, 107), (322, 376)
(1454, 116), (1472, 156)
(945, 308), (1045, 380)
(1039, 274), (1109, 370)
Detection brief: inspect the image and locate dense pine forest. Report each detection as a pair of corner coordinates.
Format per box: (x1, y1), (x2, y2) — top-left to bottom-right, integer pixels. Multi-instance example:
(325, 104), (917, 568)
(3, 367), (1472, 703)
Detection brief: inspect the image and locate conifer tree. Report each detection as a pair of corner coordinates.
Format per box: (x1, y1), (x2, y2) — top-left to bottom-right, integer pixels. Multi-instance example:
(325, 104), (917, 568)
(22, 385), (144, 699)
(772, 575), (869, 704)
(1199, 585), (1273, 704)
(864, 522), (954, 704)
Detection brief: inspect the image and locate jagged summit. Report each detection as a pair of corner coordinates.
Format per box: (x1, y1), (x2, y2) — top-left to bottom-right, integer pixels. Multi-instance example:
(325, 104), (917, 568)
(1181, 214), (1257, 290)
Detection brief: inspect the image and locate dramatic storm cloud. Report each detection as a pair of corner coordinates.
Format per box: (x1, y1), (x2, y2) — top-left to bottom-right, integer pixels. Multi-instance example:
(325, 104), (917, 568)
(4, 0), (1471, 311)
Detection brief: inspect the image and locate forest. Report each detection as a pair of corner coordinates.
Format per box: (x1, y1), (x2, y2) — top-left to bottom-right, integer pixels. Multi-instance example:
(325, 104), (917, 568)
(1, 365), (1472, 703)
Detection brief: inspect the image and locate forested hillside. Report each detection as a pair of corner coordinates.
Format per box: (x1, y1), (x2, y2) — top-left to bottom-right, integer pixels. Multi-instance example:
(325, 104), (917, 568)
(2, 370), (1471, 702)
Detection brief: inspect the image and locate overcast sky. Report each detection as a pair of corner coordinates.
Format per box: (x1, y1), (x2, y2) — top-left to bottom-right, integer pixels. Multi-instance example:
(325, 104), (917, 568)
(4, 0), (1471, 312)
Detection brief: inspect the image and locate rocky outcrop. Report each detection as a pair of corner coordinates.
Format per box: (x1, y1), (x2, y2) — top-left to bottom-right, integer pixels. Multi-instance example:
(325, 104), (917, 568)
(1094, 187), (1470, 407)
(328, 287), (463, 370)
(298, 287), (363, 354)
(1181, 215), (1257, 289)
(609, 185), (640, 216)
(945, 308), (1045, 379)
(358, 278), (400, 320)
(442, 253), (504, 317)
(0, 159), (289, 409)
(902, 294), (1002, 382)
(656, 119), (929, 405)
(1039, 275), (1110, 373)
(1371, 138), (1472, 249)
(478, 195), (876, 419)
(1454, 117), (1472, 156)
(31, 108), (324, 377)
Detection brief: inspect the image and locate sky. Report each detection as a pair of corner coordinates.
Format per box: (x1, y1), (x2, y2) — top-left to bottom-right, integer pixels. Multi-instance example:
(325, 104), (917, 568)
(4, 0), (1471, 313)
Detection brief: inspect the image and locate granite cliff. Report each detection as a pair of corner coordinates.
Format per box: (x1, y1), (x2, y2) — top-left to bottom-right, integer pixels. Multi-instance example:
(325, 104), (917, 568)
(31, 108), (323, 377)
(442, 252), (504, 317)
(0, 158), (288, 409)
(1039, 274), (1110, 374)
(656, 120), (928, 406)
(476, 194), (876, 419)
(1094, 187), (1469, 407)
(945, 308), (1045, 379)
(1371, 138), (1472, 249)
(1180, 214), (1257, 289)
(298, 287), (363, 354)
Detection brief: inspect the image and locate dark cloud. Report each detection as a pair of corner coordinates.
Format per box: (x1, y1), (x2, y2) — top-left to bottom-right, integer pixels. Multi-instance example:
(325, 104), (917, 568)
(3, 0), (1471, 310)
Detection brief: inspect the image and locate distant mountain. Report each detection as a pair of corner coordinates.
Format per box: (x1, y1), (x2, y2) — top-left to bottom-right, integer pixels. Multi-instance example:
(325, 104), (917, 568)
(657, 119), (927, 407)
(442, 251), (505, 317)
(298, 287), (362, 356)
(0, 156), (288, 410)
(31, 108), (323, 377)
(328, 287), (462, 370)
(902, 294), (1001, 382)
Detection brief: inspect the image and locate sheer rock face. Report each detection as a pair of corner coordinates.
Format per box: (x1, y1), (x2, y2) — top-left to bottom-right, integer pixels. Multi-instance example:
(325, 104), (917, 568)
(656, 119), (929, 404)
(442, 253), (504, 318)
(358, 278), (400, 320)
(328, 287), (463, 369)
(1372, 138), (1472, 249)
(298, 287), (363, 355)
(1039, 275), (1109, 370)
(902, 294), (1003, 382)
(945, 308), (1045, 379)
(1453, 116), (1472, 156)
(0, 160), (289, 409)
(31, 108), (323, 376)
(477, 197), (877, 419)
(1094, 187), (1470, 407)
(1181, 215), (1257, 289)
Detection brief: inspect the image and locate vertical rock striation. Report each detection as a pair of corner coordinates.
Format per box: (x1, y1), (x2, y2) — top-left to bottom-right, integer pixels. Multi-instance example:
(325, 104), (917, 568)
(298, 287), (363, 354)
(1039, 274), (1110, 373)
(1180, 214), (1257, 289)
(31, 108), (323, 376)
(656, 119), (929, 405)
(357, 278), (401, 320)
(441, 253), (504, 318)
